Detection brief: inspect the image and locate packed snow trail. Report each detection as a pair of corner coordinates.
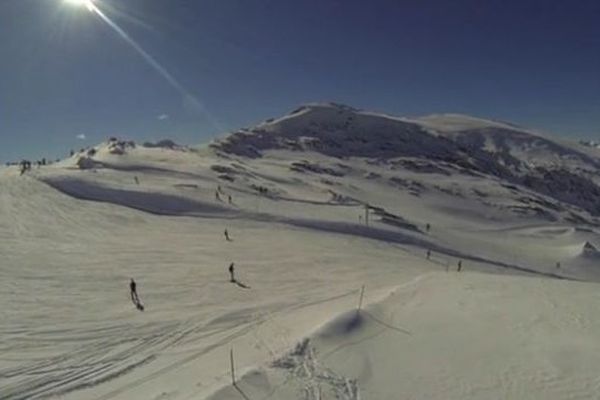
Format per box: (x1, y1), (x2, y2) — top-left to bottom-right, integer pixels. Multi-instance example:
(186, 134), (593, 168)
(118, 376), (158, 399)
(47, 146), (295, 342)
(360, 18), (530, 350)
(0, 170), (429, 400)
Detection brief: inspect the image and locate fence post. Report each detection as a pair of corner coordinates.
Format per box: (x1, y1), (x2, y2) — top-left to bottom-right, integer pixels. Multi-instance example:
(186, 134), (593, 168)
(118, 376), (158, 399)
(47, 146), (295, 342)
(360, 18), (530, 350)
(357, 285), (365, 316)
(230, 348), (236, 385)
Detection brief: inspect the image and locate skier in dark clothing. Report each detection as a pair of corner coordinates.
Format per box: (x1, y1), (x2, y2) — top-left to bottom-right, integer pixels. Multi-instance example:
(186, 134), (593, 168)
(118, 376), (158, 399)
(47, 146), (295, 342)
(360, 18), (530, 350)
(457, 260), (463, 272)
(228, 263), (235, 282)
(130, 279), (138, 302)
(224, 229), (231, 241)
(228, 195), (232, 205)
(426, 249), (431, 260)
(130, 278), (143, 310)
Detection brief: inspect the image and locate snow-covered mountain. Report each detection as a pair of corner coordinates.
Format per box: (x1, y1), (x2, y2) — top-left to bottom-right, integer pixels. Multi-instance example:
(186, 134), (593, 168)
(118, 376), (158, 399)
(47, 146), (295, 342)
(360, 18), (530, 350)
(4, 104), (600, 400)
(212, 103), (600, 220)
(213, 103), (598, 169)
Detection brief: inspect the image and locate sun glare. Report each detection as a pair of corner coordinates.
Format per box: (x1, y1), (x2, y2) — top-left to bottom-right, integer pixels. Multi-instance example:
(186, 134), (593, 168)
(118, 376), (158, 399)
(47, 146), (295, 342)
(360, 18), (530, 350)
(64, 0), (95, 12)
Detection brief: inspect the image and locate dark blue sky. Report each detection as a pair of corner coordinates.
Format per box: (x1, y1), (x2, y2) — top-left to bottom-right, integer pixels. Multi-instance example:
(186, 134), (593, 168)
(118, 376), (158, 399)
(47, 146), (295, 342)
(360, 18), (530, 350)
(1, 0), (599, 162)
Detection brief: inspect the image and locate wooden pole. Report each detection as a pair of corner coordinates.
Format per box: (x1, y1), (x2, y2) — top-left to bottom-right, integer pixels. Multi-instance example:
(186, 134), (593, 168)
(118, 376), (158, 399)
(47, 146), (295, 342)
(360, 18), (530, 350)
(357, 285), (365, 315)
(230, 348), (236, 385)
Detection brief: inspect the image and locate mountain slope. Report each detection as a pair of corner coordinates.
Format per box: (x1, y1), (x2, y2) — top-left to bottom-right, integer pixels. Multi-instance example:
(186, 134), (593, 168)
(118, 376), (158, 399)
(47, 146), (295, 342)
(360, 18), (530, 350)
(211, 103), (600, 218)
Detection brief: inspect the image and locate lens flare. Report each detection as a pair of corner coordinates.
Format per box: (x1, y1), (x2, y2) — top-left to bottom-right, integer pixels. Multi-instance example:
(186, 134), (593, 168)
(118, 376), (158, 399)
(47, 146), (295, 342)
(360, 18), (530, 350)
(61, 0), (223, 131)
(64, 0), (95, 11)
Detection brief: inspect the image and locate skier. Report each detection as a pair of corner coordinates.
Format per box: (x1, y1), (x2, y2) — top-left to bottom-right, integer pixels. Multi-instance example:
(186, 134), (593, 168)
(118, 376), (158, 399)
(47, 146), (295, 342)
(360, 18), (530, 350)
(426, 223), (431, 232)
(224, 229), (231, 241)
(134, 176), (139, 185)
(228, 195), (232, 205)
(556, 261), (561, 269)
(426, 249), (431, 260)
(228, 262), (235, 282)
(130, 278), (142, 310)
(457, 260), (463, 272)
(215, 191), (221, 201)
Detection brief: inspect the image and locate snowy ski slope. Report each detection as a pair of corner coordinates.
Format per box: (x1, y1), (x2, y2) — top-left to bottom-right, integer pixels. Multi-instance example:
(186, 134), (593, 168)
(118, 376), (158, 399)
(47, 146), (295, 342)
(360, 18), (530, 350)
(4, 106), (600, 399)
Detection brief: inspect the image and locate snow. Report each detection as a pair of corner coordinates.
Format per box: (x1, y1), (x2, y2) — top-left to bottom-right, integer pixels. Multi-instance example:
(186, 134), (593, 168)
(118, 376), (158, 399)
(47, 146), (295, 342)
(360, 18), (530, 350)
(411, 113), (524, 133)
(215, 272), (600, 400)
(4, 107), (600, 400)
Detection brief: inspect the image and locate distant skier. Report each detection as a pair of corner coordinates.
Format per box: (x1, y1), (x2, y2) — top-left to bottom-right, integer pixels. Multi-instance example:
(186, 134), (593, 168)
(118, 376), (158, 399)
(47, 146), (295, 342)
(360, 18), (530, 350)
(228, 195), (232, 205)
(426, 249), (431, 260)
(457, 260), (463, 272)
(130, 278), (143, 310)
(228, 262), (235, 282)
(134, 176), (139, 185)
(130, 279), (138, 303)
(224, 229), (232, 242)
(426, 223), (431, 232)
(556, 262), (561, 269)
(215, 191), (221, 201)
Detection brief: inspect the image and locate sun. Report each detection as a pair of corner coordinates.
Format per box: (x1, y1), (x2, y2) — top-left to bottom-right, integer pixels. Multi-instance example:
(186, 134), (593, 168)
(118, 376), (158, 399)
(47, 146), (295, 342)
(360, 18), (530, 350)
(64, 0), (95, 11)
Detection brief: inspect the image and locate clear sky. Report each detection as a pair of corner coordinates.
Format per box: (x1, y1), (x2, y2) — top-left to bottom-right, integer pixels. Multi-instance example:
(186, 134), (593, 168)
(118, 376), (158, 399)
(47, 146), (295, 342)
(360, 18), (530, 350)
(1, 0), (599, 162)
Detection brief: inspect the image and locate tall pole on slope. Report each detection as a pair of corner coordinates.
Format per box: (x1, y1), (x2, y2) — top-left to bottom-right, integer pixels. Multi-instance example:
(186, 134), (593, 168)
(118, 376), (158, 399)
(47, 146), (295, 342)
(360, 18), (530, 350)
(230, 348), (236, 385)
(230, 348), (252, 400)
(357, 285), (365, 317)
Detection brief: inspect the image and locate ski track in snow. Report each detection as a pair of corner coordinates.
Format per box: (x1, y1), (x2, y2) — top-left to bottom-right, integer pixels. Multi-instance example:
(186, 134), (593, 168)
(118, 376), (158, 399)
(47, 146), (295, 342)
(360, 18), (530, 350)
(1, 284), (362, 400)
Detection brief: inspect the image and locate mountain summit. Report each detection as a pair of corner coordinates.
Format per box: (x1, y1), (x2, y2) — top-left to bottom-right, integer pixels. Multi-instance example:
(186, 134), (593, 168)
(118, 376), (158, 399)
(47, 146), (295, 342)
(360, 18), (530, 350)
(213, 103), (597, 170)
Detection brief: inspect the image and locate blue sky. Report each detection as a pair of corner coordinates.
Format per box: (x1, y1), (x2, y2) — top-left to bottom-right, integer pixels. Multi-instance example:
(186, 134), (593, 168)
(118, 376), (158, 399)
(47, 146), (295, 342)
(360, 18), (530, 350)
(1, 0), (599, 162)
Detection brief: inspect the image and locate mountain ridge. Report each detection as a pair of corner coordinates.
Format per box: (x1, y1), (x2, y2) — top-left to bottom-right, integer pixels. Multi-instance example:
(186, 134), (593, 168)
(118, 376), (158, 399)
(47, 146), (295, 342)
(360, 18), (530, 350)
(208, 103), (600, 218)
